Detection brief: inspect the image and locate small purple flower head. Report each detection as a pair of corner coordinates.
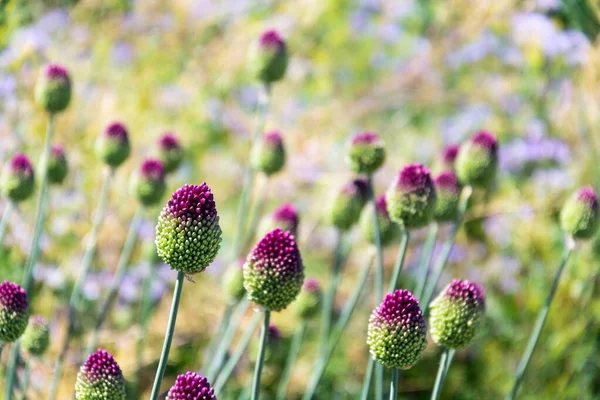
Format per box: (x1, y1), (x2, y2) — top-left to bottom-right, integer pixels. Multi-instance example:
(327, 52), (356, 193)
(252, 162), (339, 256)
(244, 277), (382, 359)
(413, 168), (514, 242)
(47, 145), (68, 185)
(1, 154), (35, 202)
(95, 122), (131, 168)
(348, 132), (386, 174)
(442, 145), (460, 169)
(0, 281), (29, 343)
(360, 194), (400, 247)
(261, 203), (300, 236)
(455, 131), (498, 187)
(35, 64), (71, 113)
(252, 130), (286, 176)
(130, 158), (166, 206)
(329, 178), (370, 230)
(367, 290), (427, 369)
(158, 132), (184, 174)
(433, 171), (462, 223)
(386, 164), (437, 229)
(243, 229), (304, 311)
(560, 186), (600, 239)
(156, 184), (222, 274)
(429, 280), (485, 349)
(21, 315), (50, 356)
(166, 372), (216, 400)
(248, 29), (289, 83)
(75, 349), (126, 400)
(294, 278), (322, 319)
(222, 262), (245, 303)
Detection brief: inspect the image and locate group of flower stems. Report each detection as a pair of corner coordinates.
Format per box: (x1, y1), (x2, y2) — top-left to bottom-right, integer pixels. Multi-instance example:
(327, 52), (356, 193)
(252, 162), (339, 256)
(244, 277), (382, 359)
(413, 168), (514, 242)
(0, 28), (598, 400)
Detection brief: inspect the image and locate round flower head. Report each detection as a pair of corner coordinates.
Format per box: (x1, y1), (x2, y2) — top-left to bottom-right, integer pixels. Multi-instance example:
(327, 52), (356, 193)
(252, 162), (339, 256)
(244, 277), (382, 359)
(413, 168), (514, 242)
(222, 263), (245, 303)
(367, 290), (427, 369)
(261, 203), (300, 236)
(386, 164), (437, 229)
(433, 171), (462, 223)
(0, 281), (29, 343)
(248, 29), (289, 84)
(75, 349), (126, 400)
(0, 154), (35, 203)
(329, 178), (369, 231)
(293, 278), (322, 320)
(47, 145), (68, 185)
(95, 122), (131, 168)
(455, 131), (498, 187)
(348, 132), (386, 174)
(156, 184), (222, 274)
(130, 158), (166, 207)
(35, 64), (71, 113)
(429, 280), (485, 349)
(166, 372), (216, 400)
(243, 229), (304, 311)
(158, 133), (184, 174)
(21, 315), (50, 356)
(252, 131), (286, 176)
(441, 144), (459, 170)
(360, 194), (400, 247)
(560, 186), (600, 239)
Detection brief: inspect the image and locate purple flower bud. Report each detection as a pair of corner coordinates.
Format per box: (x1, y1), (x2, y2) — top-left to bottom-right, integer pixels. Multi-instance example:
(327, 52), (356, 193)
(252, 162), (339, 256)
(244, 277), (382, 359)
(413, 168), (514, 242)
(158, 132), (184, 174)
(95, 122), (131, 168)
(35, 64), (71, 113)
(560, 186), (600, 239)
(386, 164), (437, 229)
(294, 278), (322, 319)
(1, 154), (35, 202)
(130, 158), (166, 206)
(360, 194), (401, 247)
(252, 130), (286, 176)
(455, 131), (498, 187)
(166, 372), (216, 400)
(261, 203), (300, 236)
(248, 30), (289, 83)
(433, 171), (462, 223)
(330, 178), (370, 230)
(348, 132), (386, 174)
(0, 281), (29, 342)
(75, 349), (126, 400)
(48, 145), (68, 185)
(21, 315), (50, 355)
(442, 144), (459, 169)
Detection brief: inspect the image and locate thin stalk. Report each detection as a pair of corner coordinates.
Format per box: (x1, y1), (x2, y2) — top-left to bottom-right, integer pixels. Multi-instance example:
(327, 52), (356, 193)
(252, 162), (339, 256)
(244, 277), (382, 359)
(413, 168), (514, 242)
(388, 231), (410, 293)
(360, 356), (375, 400)
(303, 252), (375, 400)
(213, 312), (262, 395)
(150, 271), (185, 400)
(507, 238), (574, 400)
(250, 310), (271, 400)
(0, 201), (14, 245)
(85, 208), (144, 355)
(431, 348), (450, 400)
(415, 223), (438, 299)
(201, 303), (234, 371)
(318, 231), (344, 355)
(19, 358), (32, 400)
(389, 368), (399, 400)
(276, 321), (307, 400)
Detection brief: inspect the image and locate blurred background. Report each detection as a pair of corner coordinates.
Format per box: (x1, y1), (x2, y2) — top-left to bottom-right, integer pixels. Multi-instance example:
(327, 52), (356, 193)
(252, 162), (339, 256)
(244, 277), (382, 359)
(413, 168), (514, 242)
(1, 0), (600, 398)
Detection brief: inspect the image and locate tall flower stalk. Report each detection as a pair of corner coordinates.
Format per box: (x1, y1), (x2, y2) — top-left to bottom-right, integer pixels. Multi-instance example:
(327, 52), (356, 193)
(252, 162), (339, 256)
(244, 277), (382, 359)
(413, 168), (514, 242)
(251, 310), (271, 400)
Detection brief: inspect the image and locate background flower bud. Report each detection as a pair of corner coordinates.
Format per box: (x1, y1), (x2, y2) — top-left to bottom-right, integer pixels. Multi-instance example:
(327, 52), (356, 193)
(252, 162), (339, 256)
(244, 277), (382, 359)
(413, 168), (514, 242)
(0, 281), (29, 343)
(158, 133), (184, 174)
(360, 194), (400, 247)
(95, 122), (131, 168)
(293, 278), (322, 320)
(130, 158), (166, 207)
(222, 263), (246, 303)
(455, 131), (498, 187)
(260, 203), (299, 236)
(329, 178), (369, 231)
(433, 171), (462, 223)
(21, 315), (50, 356)
(248, 30), (289, 84)
(47, 145), (68, 185)
(560, 186), (600, 239)
(0, 154), (35, 203)
(252, 130), (286, 176)
(35, 64), (71, 114)
(348, 132), (385, 174)
(386, 164), (437, 229)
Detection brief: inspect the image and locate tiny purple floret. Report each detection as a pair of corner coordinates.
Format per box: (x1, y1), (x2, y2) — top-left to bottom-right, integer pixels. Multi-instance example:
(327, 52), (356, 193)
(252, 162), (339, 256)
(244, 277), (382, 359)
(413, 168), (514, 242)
(165, 183), (217, 220)
(260, 30), (285, 49)
(444, 279), (485, 305)
(81, 349), (123, 383)
(159, 133), (180, 150)
(9, 154), (33, 174)
(167, 372), (216, 400)
(140, 159), (165, 181)
(0, 281), (28, 313)
(250, 228), (302, 277)
(104, 122), (129, 142)
(471, 131), (497, 152)
(395, 163), (433, 192)
(273, 203), (299, 233)
(373, 289), (424, 327)
(351, 132), (380, 145)
(435, 171), (461, 194)
(303, 278), (320, 293)
(577, 186), (598, 208)
(44, 64), (69, 81)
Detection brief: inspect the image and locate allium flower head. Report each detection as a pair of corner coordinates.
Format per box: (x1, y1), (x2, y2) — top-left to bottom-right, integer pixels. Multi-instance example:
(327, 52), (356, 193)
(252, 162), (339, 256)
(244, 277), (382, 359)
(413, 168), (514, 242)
(261, 203), (300, 236)
(348, 132), (386, 174)
(130, 158), (166, 206)
(156, 184), (222, 274)
(0, 281), (29, 343)
(35, 64), (71, 113)
(47, 145), (68, 185)
(252, 131), (286, 176)
(455, 131), (498, 187)
(367, 290), (427, 369)
(560, 186), (600, 239)
(158, 133), (184, 174)
(95, 122), (131, 168)
(248, 29), (289, 83)
(429, 280), (485, 349)
(360, 194), (400, 247)
(329, 178), (370, 230)
(21, 315), (50, 356)
(433, 171), (462, 223)
(0, 154), (35, 202)
(243, 228), (304, 311)
(166, 372), (216, 400)
(222, 263), (245, 303)
(75, 349), (126, 400)
(294, 278), (322, 319)
(386, 164), (437, 229)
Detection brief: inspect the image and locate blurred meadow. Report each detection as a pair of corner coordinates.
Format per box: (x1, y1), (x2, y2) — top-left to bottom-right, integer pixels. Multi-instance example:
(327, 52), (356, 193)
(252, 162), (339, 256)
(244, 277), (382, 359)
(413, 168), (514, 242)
(2, 0), (600, 399)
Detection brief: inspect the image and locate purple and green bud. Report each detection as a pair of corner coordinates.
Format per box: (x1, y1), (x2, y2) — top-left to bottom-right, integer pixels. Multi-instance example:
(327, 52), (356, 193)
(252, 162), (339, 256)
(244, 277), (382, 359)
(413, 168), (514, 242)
(455, 131), (498, 187)
(560, 186), (600, 239)
(348, 132), (386, 175)
(429, 280), (485, 349)
(166, 371), (216, 400)
(293, 278), (322, 320)
(367, 289), (427, 369)
(433, 171), (462, 223)
(21, 315), (50, 356)
(252, 131), (286, 176)
(35, 64), (71, 114)
(75, 349), (126, 400)
(441, 144), (459, 170)
(329, 178), (369, 231)
(248, 30), (289, 84)
(0, 154), (35, 203)
(243, 228), (304, 311)
(130, 158), (166, 207)
(95, 122), (131, 168)
(155, 184), (222, 275)
(222, 263), (246, 303)
(260, 203), (300, 236)
(0, 281), (29, 343)
(360, 194), (400, 247)
(47, 145), (68, 185)
(386, 164), (437, 229)
(158, 133), (184, 174)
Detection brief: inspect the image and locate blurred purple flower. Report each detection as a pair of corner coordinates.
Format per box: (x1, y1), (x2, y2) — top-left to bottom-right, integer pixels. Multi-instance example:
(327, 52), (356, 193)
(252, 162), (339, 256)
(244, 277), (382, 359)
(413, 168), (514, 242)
(119, 274), (140, 303)
(111, 42), (136, 66)
(446, 31), (501, 69)
(0, 74), (17, 99)
(34, 264), (66, 290)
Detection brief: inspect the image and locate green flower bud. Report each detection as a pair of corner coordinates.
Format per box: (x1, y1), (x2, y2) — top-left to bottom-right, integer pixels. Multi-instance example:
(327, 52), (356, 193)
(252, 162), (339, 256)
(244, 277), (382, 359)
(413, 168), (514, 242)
(252, 131), (285, 176)
(433, 171), (462, 223)
(329, 178), (369, 231)
(35, 64), (71, 114)
(455, 131), (498, 188)
(95, 122), (131, 168)
(222, 263), (245, 303)
(560, 187), (600, 239)
(48, 145), (68, 185)
(386, 164), (437, 229)
(0, 281), (29, 343)
(293, 279), (322, 320)
(158, 133), (184, 174)
(21, 315), (50, 356)
(130, 159), (166, 207)
(0, 154), (35, 203)
(348, 132), (386, 174)
(248, 30), (288, 84)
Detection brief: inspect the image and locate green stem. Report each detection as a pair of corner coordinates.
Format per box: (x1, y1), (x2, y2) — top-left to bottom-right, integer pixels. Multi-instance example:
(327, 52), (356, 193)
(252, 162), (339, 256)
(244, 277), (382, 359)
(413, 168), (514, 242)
(150, 271), (185, 400)
(389, 368), (399, 400)
(251, 310), (271, 400)
(0, 201), (14, 245)
(415, 223), (438, 299)
(213, 312), (262, 396)
(318, 231), (344, 355)
(201, 302), (234, 371)
(276, 321), (307, 400)
(19, 358), (31, 400)
(388, 231), (410, 293)
(303, 252), (375, 400)
(431, 348), (451, 400)
(507, 238), (574, 400)
(360, 357), (375, 400)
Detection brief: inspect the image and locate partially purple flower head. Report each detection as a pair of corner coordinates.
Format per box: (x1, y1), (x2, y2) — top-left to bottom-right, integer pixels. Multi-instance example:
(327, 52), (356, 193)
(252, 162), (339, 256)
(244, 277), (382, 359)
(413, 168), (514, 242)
(434, 170), (462, 222)
(577, 186), (598, 205)
(75, 349), (126, 399)
(35, 63), (71, 113)
(104, 122), (129, 142)
(259, 30), (286, 49)
(330, 178), (370, 230)
(21, 315), (50, 355)
(456, 130), (498, 187)
(303, 278), (320, 293)
(141, 159), (165, 181)
(159, 133), (180, 150)
(166, 372), (216, 400)
(10, 154), (33, 174)
(96, 122), (131, 167)
(352, 131), (380, 145)
(264, 203), (300, 236)
(158, 132), (184, 174)
(442, 144), (459, 167)
(1, 154), (34, 202)
(131, 158), (166, 206)
(48, 145), (68, 184)
(252, 130), (286, 176)
(560, 186), (600, 239)
(249, 29), (289, 83)
(45, 64), (69, 81)
(0, 281), (29, 342)
(471, 131), (498, 151)
(348, 131), (386, 174)
(294, 278), (322, 319)
(386, 164), (437, 229)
